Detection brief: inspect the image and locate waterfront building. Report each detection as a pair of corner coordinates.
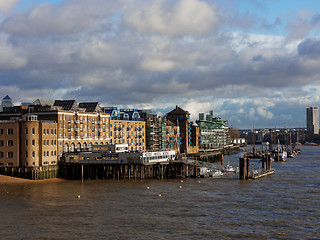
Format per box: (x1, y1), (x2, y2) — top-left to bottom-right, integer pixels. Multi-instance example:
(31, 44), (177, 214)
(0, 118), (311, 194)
(166, 106), (199, 154)
(0, 114), (57, 167)
(104, 107), (146, 151)
(0, 95), (14, 112)
(165, 120), (181, 154)
(306, 106), (319, 134)
(139, 110), (167, 151)
(110, 119), (146, 151)
(196, 111), (231, 150)
(0, 100), (111, 165)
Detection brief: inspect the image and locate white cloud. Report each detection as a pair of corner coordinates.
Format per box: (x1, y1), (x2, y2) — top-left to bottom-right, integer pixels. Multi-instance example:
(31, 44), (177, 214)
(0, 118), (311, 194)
(0, 0), (19, 15)
(126, 0), (219, 36)
(0, 34), (26, 69)
(256, 107), (273, 119)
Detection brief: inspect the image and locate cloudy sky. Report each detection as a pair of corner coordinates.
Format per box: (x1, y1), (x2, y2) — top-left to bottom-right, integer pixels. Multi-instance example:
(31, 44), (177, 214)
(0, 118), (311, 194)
(1, 0), (320, 128)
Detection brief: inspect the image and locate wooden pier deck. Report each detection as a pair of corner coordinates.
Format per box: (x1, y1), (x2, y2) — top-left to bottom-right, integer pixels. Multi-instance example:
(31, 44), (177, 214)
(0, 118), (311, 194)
(251, 169), (275, 180)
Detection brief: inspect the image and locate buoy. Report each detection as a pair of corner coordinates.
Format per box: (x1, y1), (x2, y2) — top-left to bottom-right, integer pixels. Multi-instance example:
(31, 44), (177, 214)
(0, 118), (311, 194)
(146, 187), (150, 189)
(179, 186), (182, 189)
(180, 180), (184, 183)
(158, 194), (162, 197)
(77, 195), (80, 199)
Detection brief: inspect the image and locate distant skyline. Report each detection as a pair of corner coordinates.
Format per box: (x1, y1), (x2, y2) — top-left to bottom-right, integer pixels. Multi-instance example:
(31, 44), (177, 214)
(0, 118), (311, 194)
(1, 0), (320, 128)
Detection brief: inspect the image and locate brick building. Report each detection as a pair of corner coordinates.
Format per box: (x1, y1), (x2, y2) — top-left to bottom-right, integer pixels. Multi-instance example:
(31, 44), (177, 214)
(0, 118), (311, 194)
(166, 106), (199, 154)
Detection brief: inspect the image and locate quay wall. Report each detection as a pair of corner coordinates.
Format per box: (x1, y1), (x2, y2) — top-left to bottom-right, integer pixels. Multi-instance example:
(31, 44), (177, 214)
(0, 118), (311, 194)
(0, 165), (59, 180)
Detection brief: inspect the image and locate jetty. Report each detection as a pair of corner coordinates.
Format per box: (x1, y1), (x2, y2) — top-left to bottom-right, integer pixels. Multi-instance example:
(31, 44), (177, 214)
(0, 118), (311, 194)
(239, 154), (274, 180)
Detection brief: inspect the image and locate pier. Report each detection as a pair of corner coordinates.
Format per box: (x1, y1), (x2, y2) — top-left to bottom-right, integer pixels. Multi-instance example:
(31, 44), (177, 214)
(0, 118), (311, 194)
(59, 161), (192, 180)
(239, 154), (274, 180)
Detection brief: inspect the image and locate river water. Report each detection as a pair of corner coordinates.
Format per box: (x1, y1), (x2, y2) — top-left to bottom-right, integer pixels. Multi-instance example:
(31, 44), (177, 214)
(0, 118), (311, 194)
(0, 146), (319, 239)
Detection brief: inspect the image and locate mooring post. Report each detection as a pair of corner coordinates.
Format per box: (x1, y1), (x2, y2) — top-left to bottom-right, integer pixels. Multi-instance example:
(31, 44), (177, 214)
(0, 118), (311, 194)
(221, 154), (224, 166)
(81, 164), (84, 183)
(246, 157), (250, 179)
(239, 157), (245, 179)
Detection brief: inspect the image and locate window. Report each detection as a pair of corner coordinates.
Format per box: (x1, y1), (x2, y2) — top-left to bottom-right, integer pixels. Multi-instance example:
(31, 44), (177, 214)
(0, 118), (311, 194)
(43, 129), (46, 134)
(25, 128), (28, 135)
(51, 129), (53, 134)
(32, 128), (35, 134)
(43, 151), (46, 157)
(47, 140), (49, 145)
(8, 140), (13, 146)
(25, 162), (28, 166)
(0, 129), (3, 134)
(32, 151), (35, 158)
(8, 152), (13, 158)
(0, 140), (3, 147)
(32, 140), (35, 146)
(54, 129), (56, 134)
(26, 151), (28, 158)
(51, 140), (53, 145)
(47, 129), (49, 134)
(8, 162), (13, 166)
(43, 140), (46, 145)
(47, 151), (49, 156)
(51, 151), (53, 156)
(51, 161), (56, 165)
(0, 152), (3, 158)
(8, 129), (13, 135)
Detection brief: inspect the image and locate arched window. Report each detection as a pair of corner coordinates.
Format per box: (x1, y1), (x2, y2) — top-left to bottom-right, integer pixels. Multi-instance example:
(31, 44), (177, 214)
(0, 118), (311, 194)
(83, 142), (87, 151)
(77, 143), (81, 152)
(88, 142), (93, 151)
(64, 143), (69, 153)
(70, 143), (75, 152)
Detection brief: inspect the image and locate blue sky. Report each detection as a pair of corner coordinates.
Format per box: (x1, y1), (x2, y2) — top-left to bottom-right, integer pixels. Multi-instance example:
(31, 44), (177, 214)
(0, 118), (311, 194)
(1, 0), (320, 129)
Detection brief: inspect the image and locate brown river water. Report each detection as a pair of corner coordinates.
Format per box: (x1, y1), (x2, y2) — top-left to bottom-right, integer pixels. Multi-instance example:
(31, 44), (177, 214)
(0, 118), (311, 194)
(0, 145), (319, 239)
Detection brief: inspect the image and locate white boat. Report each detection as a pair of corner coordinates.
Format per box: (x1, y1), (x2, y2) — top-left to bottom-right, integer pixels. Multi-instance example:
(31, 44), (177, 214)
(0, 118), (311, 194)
(224, 162), (236, 173)
(210, 169), (223, 177)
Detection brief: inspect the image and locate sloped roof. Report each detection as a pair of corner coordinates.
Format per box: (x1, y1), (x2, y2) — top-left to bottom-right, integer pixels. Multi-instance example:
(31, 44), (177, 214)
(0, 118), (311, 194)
(166, 105), (189, 116)
(33, 98), (55, 106)
(3, 95), (11, 100)
(53, 100), (77, 111)
(79, 102), (101, 112)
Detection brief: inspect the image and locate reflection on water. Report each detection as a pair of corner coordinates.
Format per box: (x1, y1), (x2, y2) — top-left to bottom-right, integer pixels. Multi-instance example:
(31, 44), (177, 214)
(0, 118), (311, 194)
(0, 146), (319, 239)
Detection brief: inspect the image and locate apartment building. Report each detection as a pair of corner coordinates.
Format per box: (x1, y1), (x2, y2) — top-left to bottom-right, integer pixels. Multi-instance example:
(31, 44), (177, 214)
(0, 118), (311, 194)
(0, 114), (57, 167)
(166, 106), (199, 154)
(166, 120), (181, 154)
(196, 111), (231, 150)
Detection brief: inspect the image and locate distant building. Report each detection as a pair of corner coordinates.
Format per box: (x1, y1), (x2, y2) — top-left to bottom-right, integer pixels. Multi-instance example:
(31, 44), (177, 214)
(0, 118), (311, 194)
(196, 111), (231, 149)
(0, 95), (14, 112)
(306, 106), (319, 134)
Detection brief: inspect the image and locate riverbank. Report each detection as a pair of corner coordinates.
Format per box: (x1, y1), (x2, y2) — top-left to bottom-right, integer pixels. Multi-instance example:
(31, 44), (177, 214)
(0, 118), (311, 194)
(0, 174), (65, 184)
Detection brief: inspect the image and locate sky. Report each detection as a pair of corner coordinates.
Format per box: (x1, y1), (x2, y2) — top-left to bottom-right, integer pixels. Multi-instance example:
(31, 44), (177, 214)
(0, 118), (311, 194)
(1, 0), (320, 129)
